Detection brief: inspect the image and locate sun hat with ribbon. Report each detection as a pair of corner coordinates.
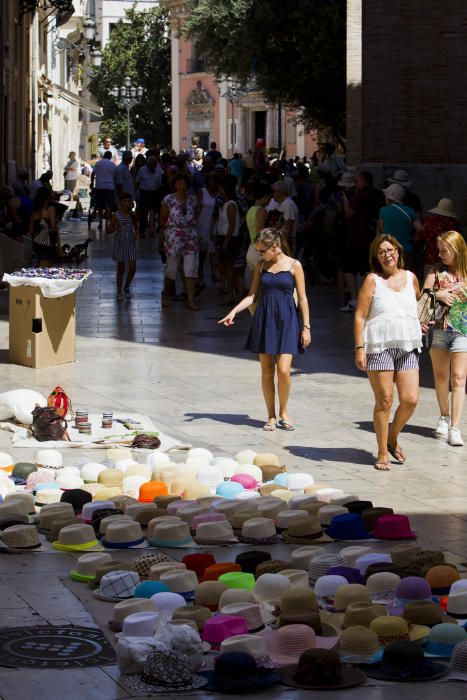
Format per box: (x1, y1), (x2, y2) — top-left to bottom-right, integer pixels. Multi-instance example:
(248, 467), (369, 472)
(260, 624), (338, 665)
(235, 550), (271, 574)
(383, 183), (405, 204)
(425, 564), (460, 595)
(308, 553), (345, 583)
(124, 650), (208, 694)
(159, 570), (199, 602)
(202, 615), (248, 649)
(92, 561), (134, 588)
(194, 520), (238, 545)
(70, 552), (112, 582)
(365, 639), (448, 682)
(147, 521), (196, 548)
(53, 523), (104, 552)
(370, 615), (429, 645)
(283, 516), (332, 545)
(172, 605), (212, 631)
(109, 598), (156, 632)
(366, 572), (401, 603)
(101, 520), (147, 549)
(200, 651), (281, 692)
(326, 513), (372, 540)
(424, 623), (467, 658)
(194, 581), (228, 611)
(290, 545), (323, 571)
(339, 626), (382, 664)
(280, 648), (366, 690)
(276, 509), (308, 531)
(0, 525), (45, 552)
(181, 553), (216, 579)
(94, 570), (141, 601)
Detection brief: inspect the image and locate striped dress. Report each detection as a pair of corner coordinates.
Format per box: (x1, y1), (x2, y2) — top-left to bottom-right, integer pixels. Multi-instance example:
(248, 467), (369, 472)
(112, 211), (136, 262)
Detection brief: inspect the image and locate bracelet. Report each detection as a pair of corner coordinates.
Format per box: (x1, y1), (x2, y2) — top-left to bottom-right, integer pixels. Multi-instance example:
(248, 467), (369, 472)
(354, 345), (365, 350)
(303, 324), (311, 330)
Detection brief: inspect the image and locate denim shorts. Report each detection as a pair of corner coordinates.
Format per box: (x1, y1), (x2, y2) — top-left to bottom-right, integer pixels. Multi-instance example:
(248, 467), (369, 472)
(430, 328), (467, 353)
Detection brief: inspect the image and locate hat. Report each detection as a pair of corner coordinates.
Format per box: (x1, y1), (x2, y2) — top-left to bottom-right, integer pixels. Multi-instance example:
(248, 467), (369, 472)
(216, 481), (244, 499)
(260, 624), (338, 664)
(138, 480), (168, 502)
(450, 579), (467, 593)
(428, 197), (457, 218)
(0, 525), (45, 552)
(390, 543), (422, 567)
(254, 573), (291, 604)
(365, 639), (448, 681)
(388, 169), (411, 187)
(191, 513), (227, 531)
(370, 615), (429, 645)
(11, 462), (37, 482)
(372, 513), (416, 540)
(280, 648), (366, 689)
(172, 605), (212, 631)
(337, 172), (356, 189)
(132, 552), (171, 579)
(177, 504), (209, 527)
(339, 626), (382, 664)
(383, 183), (405, 204)
(240, 517), (278, 544)
(234, 463), (263, 482)
(202, 615), (248, 649)
(328, 602), (389, 632)
(401, 550), (446, 577)
(34, 488), (62, 508)
(153, 494), (180, 509)
(283, 516), (332, 545)
(255, 559), (290, 578)
(109, 598), (156, 632)
(279, 588), (318, 614)
(259, 464), (285, 482)
(195, 581), (228, 611)
(447, 590), (467, 619)
(253, 453), (280, 467)
(94, 570), (141, 601)
(81, 501), (115, 523)
(124, 650), (207, 694)
(333, 584), (372, 611)
(326, 513), (371, 540)
(118, 611), (161, 639)
(361, 507), (393, 531)
(195, 521), (238, 545)
(151, 591), (186, 613)
(356, 553), (392, 575)
(220, 603), (267, 633)
(318, 505), (348, 526)
(290, 546), (323, 571)
(309, 553), (345, 583)
(210, 458), (237, 479)
(181, 553), (215, 579)
(60, 489), (92, 514)
(149, 562), (187, 580)
(53, 523), (104, 552)
(388, 576), (433, 616)
(327, 566), (364, 584)
(25, 470), (54, 492)
(129, 507), (161, 530)
(448, 640), (467, 679)
(275, 509), (308, 531)
(182, 482), (212, 500)
(219, 634), (276, 669)
(35, 449), (63, 469)
(403, 600), (457, 628)
(425, 564), (460, 595)
(70, 553), (113, 582)
(213, 500), (244, 521)
(314, 575), (349, 601)
(201, 563), (241, 582)
(148, 520), (196, 548)
(2, 493), (35, 517)
(200, 651), (281, 692)
(80, 462), (105, 483)
(101, 520), (147, 549)
(97, 468), (123, 488)
(279, 569), (309, 589)
(236, 550), (271, 574)
(46, 516), (80, 543)
(342, 500), (373, 514)
(217, 571), (255, 592)
(160, 570), (198, 601)
(92, 561), (134, 587)
(366, 572), (401, 603)
(134, 581), (170, 599)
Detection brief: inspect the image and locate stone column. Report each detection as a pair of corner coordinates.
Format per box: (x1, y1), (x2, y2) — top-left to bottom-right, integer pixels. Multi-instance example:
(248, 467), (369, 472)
(237, 107), (248, 155)
(265, 106), (277, 150)
(346, 0), (362, 165)
(171, 30), (180, 151)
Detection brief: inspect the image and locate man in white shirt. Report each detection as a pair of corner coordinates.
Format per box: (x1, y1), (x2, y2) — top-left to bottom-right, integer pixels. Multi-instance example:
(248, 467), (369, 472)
(133, 138), (147, 157)
(135, 155), (162, 237)
(114, 151), (135, 204)
(272, 180), (299, 252)
(98, 137), (119, 163)
(64, 151), (79, 195)
(91, 151), (116, 230)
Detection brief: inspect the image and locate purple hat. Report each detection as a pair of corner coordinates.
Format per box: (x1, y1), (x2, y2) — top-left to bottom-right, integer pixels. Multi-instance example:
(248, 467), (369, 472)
(327, 566), (364, 585)
(202, 615), (248, 649)
(387, 576), (433, 616)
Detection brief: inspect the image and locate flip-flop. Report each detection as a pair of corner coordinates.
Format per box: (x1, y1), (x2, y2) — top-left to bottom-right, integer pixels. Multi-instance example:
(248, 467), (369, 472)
(263, 421), (277, 432)
(387, 443), (406, 463)
(278, 418), (295, 431)
(374, 460), (391, 471)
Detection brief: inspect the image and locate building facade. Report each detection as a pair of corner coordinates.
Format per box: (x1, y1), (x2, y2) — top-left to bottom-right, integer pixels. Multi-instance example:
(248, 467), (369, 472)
(161, 0), (317, 158)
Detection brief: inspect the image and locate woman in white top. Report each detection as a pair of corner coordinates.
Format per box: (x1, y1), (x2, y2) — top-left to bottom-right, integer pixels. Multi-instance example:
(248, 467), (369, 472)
(354, 234), (422, 471)
(216, 175), (240, 305)
(196, 172), (219, 288)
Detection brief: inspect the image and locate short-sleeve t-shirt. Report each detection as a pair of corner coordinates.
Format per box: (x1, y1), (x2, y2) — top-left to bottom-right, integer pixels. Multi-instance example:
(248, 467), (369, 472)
(379, 203), (416, 252)
(278, 197), (299, 236)
(114, 163), (135, 200)
(93, 158), (116, 190)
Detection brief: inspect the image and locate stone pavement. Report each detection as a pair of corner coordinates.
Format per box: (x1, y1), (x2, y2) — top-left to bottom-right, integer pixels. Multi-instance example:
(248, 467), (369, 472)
(0, 222), (465, 699)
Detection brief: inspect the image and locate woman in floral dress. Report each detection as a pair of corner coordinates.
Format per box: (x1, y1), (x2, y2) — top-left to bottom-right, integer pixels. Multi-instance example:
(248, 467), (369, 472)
(160, 173), (200, 310)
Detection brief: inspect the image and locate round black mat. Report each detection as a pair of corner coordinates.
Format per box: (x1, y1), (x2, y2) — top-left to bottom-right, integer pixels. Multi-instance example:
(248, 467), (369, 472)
(0, 626), (115, 668)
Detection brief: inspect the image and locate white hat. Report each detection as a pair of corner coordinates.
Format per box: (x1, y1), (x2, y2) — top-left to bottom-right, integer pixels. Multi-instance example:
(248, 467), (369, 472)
(428, 197), (457, 218)
(220, 633), (270, 659)
(106, 447), (132, 461)
(276, 509), (308, 529)
(314, 575), (349, 598)
(35, 489), (62, 507)
(287, 473), (314, 494)
(388, 169), (411, 187)
(211, 458), (238, 479)
(290, 546), (324, 571)
(114, 458), (136, 473)
(233, 464), (263, 482)
(235, 450), (256, 465)
(340, 546), (373, 568)
(35, 449), (62, 469)
(187, 448), (213, 463)
(119, 611), (161, 638)
(383, 183), (405, 204)
(94, 570), (141, 601)
(337, 171), (355, 188)
(56, 474), (84, 490)
(0, 452), (14, 472)
(279, 569), (309, 590)
(122, 475), (147, 498)
(147, 452), (171, 468)
(81, 462), (106, 483)
(126, 464), (151, 479)
(81, 500), (116, 523)
(196, 466), (224, 492)
(254, 573), (292, 604)
(355, 553), (392, 575)
(194, 520), (238, 544)
(151, 591), (186, 613)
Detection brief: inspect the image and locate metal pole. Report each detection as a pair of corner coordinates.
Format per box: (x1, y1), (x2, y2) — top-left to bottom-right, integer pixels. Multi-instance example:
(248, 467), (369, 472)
(277, 100), (282, 153)
(231, 98), (235, 156)
(126, 104), (131, 151)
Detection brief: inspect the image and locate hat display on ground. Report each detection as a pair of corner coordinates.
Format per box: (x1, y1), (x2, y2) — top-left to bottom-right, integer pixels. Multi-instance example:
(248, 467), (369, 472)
(290, 546), (323, 571)
(172, 605), (212, 631)
(365, 639), (448, 681)
(109, 598), (156, 632)
(101, 520), (147, 549)
(94, 570), (141, 601)
(425, 564), (460, 595)
(160, 570), (198, 602)
(195, 581), (228, 611)
(202, 615), (249, 649)
(370, 615), (429, 645)
(147, 520), (196, 548)
(366, 572), (401, 603)
(0, 524), (45, 552)
(132, 553), (171, 579)
(124, 650), (208, 693)
(424, 623), (467, 658)
(260, 624), (338, 665)
(339, 626), (382, 664)
(283, 516), (332, 545)
(200, 651), (281, 692)
(235, 550), (271, 574)
(219, 634), (277, 669)
(220, 602), (267, 633)
(448, 640), (467, 680)
(53, 523), (104, 552)
(70, 552), (113, 582)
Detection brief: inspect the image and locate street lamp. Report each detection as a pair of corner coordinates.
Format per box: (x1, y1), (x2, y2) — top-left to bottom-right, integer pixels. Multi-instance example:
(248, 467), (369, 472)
(110, 77), (144, 151)
(220, 77), (245, 157)
(54, 15), (102, 80)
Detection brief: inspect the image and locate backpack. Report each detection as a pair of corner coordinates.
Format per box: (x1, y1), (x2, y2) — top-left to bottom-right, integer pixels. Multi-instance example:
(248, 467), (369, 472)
(47, 386), (73, 420)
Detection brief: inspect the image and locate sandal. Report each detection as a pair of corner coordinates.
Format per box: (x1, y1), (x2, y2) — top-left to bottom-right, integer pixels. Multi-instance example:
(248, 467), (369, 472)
(263, 420), (277, 432)
(387, 443), (406, 463)
(278, 417), (295, 431)
(374, 460), (391, 471)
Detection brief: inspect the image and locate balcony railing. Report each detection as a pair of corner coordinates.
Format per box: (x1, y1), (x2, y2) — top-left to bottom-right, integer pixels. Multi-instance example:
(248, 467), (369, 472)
(186, 58), (205, 74)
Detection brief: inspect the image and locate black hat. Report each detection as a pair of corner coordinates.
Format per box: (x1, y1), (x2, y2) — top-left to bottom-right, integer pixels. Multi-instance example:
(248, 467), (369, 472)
(200, 652), (281, 692)
(345, 500), (373, 515)
(90, 508), (123, 534)
(280, 649), (366, 690)
(365, 640), (449, 681)
(60, 489), (92, 514)
(235, 550), (271, 574)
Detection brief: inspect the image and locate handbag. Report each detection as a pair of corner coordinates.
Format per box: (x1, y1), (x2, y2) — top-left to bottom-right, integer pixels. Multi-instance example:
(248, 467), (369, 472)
(417, 289), (436, 326)
(30, 405), (69, 442)
(47, 386), (74, 420)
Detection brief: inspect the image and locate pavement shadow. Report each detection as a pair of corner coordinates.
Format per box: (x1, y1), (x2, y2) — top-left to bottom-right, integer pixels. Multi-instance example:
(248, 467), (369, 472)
(184, 412), (265, 429)
(287, 444), (376, 465)
(354, 420), (435, 439)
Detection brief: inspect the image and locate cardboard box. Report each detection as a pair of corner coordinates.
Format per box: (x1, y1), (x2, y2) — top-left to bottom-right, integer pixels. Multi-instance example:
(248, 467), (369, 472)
(9, 286), (76, 368)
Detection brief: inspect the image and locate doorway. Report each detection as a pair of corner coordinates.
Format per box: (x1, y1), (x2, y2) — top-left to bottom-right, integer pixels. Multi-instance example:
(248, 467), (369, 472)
(194, 131), (209, 151)
(254, 111), (266, 145)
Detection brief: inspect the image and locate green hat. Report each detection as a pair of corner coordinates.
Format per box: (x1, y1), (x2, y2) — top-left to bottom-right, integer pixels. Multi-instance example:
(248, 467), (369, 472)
(218, 571), (256, 591)
(12, 462), (37, 480)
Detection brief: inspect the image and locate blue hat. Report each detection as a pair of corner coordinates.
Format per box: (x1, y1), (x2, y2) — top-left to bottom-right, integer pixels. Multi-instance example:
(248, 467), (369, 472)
(273, 473), (288, 487)
(216, 481), (244, 499)
(36, 482), (61, 492)
(136, 138), (145, 144)
(134, 580), (169, 599)
(325, 513), (372, 540)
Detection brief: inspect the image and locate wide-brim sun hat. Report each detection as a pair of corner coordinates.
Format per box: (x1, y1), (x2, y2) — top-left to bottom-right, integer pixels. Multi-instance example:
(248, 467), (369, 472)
(279, 648), (366, 690)
(259, 624), (338, 664)
(364, 639), (449, 681)
(382, 183), (405, 204)
(428, 197), (457, 218)
(388, 169), (411, 187)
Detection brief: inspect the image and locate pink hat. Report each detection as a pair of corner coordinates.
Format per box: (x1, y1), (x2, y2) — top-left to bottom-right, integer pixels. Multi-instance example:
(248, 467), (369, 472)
(231, 474), (258, 490)
(201, 614), (248, 649)
(260, 624), (338, 663)
(167, 500), (196, 516)
(372, 514), (416, 540)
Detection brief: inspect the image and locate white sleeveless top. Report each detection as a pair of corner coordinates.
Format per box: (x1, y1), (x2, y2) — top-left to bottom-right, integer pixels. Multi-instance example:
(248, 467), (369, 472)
(363, 271), (422, 354)
(217, 200), (240, 238)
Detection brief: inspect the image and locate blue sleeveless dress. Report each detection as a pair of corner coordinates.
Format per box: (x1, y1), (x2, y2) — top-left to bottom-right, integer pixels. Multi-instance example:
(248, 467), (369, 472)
(245, 268), (302, 355)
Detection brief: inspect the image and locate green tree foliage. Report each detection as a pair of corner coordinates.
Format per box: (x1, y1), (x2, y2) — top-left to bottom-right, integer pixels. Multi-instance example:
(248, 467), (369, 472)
(184, 0), (346, 145)
(89, 5), (171, 149)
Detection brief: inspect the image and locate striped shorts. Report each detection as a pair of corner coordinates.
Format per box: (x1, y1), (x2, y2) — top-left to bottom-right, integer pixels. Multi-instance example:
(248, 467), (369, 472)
(366, 348), (419, 372)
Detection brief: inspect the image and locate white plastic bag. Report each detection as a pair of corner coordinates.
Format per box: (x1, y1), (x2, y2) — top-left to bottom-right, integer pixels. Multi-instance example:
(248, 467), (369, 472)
(0, 389), (47, 425)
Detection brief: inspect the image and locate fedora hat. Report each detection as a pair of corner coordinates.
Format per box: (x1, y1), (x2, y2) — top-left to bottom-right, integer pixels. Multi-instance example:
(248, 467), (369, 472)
(191, 513), (227, 532)
(387, 576), (433, 616)
(253, 453), (280, 467)
(403, 601), (458, 628)
(390, 543), (421, 568)
(344, 500), (373, 515)
(339, 545), (373, 568)
(279, 569), (309, 590)
(153, 494), (180, 509)
(0, 525), (45, 552)
(256, 500), (288, 520)
(219, 634), (277, 669)
(92, 561), (134, 587)
(326, 513), (371, 540)
(308, 553), (345, 583)
(70, 552), (112, 582)
(132, 552), (171, 579)
(46, 516), (80, 543)
(336, 172), (356, 189)
(254, 573), (291, 604)
(202, 615), (248, 649)
(366, 572), (401, 603)
(177, 504), (209, 527)
(5, 493), (35, 516)
(11, 462), (37, 483)
(327, 602), (389, 632)
(424, 623), (467, 658)
(365, 639), (448, 682)
(236, 550), (271, 574)
(94, 570), (141, 601)
(240, 517), (278, 544)
(182, 553), (215, 579)
(428, 197), (457, 218)
(101, 520), (147, 549)
(149, 562), (187, 580)
(290, 545), (323, 571)
(160, 570), (198, 602)
(327, 566), (364, 584)
(148, 521), (196, 548)
(133, 580), (170, 599)
(124, 503), (159, 520)
(383, 183), (405, 204)
(315, 488), (345, 503)
(401, 550), (446, 577)
(260, 464), (285, 482)
(447, 590), (467, 619)
(201, 563), (241, 582)
(361, 507), (393, 531)
(280, 648), (366, 690)
(219, 572), (255, 591)
(255, 560), (290, 578)
(260, 624), (338, 665)
(53, 523), (104, 552)
(448, 640), (467, 679)
(194, 521), (238, 545)
(0, 516), (29, 530)
(80, 462), (106, 483)
(81, 501), (115, 524)
(213, 500), (245, 521)
(283, 516), (332, 545)
(96, 512), (130, 535)
(138, 480), (168, 503)
(339, 626), (382, 664)
(109, 495), (137, 510)
(279, 588), (318, 614)
(200, 651), (281, 692)
(333, 583), (371, 611)
(319, 505), (348, 526)
(425, 564), (460, 595)
(195, 581), (228, 611)
(60, 489), (92, 515)
(276, 509), (308, 531)
(172, 605), (212, 631)
(147, 516), (182, 537)
(372, 514), (416, 540)
(231, 510), (259, 532)
(109, 598), (156, 632)
(388, 168), (411, 187)
(356, 553), (392, 575)
(220, 603), (267, 633)
(124, 650), (207, 694)
(370, 615), (429, 645)
(0, 500), (33, 522)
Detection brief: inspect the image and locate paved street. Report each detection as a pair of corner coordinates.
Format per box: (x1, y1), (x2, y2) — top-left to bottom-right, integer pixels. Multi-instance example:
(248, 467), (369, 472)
(0, 222), (465, 698)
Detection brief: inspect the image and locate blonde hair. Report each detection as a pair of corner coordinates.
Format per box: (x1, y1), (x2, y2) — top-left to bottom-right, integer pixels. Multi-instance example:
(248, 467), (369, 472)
(437, 230), (467, 280)
(369, 234), (405, 273)
(255, 227), (291, 256)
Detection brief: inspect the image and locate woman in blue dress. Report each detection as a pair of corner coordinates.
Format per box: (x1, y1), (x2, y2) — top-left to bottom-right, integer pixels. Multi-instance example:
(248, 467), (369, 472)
(219, 228), (311, 431)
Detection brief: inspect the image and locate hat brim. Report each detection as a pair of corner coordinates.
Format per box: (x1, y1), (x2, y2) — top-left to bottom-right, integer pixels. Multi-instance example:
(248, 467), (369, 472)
(382, 188), (404, 204)
(259, 629), (338, 664)
(364, 659), (448, 682)
(194, 537), (239, 545)
(102, 539), (148, 549)
(388, 177), (411, 187)
(93, 589), (136, 602)
(279, 663), (366, 689)
(122, 672), (208, 694)
(0, 540), (46, 554)
(427, 207), (457, 218)
(199, 669), (281, 692)
(148, 539), (197, 549)
(70, 570), (96, 582)
(282, 533), (333, 544)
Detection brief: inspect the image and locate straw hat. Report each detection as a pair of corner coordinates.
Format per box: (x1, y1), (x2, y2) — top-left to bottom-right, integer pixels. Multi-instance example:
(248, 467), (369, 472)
(92, 561), (134, 587)
(290, 546), (323, 571)
(231, 510), (259, 532)
(182, 482), (212, 500)
(191, 513), (227, 532)
(308, 553), (345, 583)
(333, 584), (372, 612)
(172, 605), (212, 631)
(211, 458), (238, 479)
(370, 615), (429, 645)
(125, 502), (160, 520)
(70, 553), (113, 582)
(253, 453), (280, 467)
(160, 570), (199, 601)
(403, 600), (458, 627)
(177, 504), (209, 527)
(390, 543), (421, 568)
(383, 183), (405, 204)
(233, 463), (262, 482)
(260, 465), (285, 482)
(254, 573), (291, 604)
(319, 505), (349, 526)
(109, 598), (155, 632)
(93, 570), (141, 601)
(241, 517), (278, 544)
(132, 552), (171, 579)
(148, 520), (196, 548)
(276, 509), (308, 530)
(37, 503), (74, 531)
(97, 513), (131, 536)
(270, 489), (293, 502)
(256, 560), (291, 578)
(388, 169), (411, 187)
(279, 588), (318, 614)
(93, 487), (122, 501)
(194, 521), (238, 545)
(0, 498), (33, 521)
(34, 488), (62, 508)
(219, 634), (276, 668)
(365, 639), (448, 682)
(279, 569), (309, 590)
(219, 589), (256, 609)
(315, 488), (345, 503)
(121, 475), (146, 498)
(97, 468), (123, 487)
(283, 516), (332, 544)
(220, 602), (267, 633)
(80, 462), (106, 483)
(428, 197), (457, 218)
(101, 520), (147, 549)
(366, 572), (401, 603)
(35, 449), (62, 469)
(195, 581), (228, 611)
(327, 602), (388, 632)
(46, 516), (80, 543)
(213, 500), (245, 521)
(339, 626), (382, 663)
(0, 525), (45, 552)
(53, 523), (103, 552)
(260, 624), (338, 664)
(149, 562), (187, 581)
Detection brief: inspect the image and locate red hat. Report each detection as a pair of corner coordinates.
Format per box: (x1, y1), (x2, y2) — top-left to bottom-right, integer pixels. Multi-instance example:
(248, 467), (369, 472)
(372, 514), (416, 540)
(182, 553), (216, 579)
(201, 562), (241, 582)
(138, 481), (169, 503)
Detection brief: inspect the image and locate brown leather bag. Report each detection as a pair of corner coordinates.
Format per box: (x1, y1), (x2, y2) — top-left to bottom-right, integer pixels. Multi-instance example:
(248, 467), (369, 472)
(31, 405), (69, 442)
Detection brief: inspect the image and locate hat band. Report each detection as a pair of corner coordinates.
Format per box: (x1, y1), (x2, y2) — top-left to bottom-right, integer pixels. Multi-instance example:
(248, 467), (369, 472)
(446, 609), (467, 619)
(102, 537), (145, 549)
(5, 540), (41, 550)
(57, 539), (101, 550)
(148, 536), (193, 547)
(240, 535), (279, 544)
(287, 531), (325, 541)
